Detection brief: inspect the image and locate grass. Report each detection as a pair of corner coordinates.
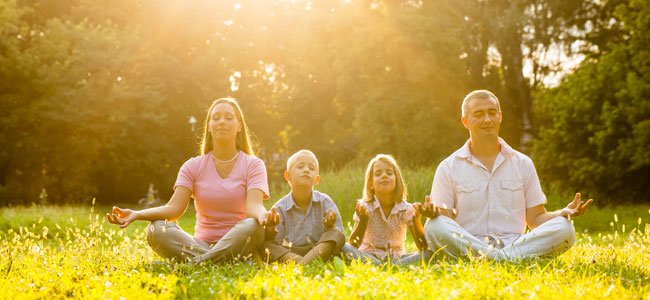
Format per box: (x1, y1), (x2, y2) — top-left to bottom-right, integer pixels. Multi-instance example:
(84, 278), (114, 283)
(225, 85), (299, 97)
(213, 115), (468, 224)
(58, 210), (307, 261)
(1, 167), (649, 299)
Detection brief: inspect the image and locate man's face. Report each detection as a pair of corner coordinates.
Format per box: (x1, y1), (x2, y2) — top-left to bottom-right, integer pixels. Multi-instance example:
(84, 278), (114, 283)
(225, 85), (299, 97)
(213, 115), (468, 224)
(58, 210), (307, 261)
(461, 97), (502, 139)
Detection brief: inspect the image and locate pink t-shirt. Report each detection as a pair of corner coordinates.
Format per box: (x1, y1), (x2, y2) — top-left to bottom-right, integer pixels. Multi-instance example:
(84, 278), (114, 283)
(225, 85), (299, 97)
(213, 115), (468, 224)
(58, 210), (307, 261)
(174, 151), (269, 243)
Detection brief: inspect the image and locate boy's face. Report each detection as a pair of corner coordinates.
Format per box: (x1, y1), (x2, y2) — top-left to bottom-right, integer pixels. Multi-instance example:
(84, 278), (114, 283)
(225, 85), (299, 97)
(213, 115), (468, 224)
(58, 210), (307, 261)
(284, 154), (320, 189)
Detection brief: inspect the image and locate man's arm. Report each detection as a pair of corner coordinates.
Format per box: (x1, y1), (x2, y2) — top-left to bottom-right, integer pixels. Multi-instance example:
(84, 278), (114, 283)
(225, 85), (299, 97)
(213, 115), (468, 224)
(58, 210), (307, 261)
(526, 193), (593, 229)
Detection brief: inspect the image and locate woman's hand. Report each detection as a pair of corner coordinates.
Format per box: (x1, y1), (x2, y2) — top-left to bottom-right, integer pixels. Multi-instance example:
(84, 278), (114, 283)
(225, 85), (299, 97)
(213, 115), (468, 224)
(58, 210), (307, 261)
(106, 206), (140, 229)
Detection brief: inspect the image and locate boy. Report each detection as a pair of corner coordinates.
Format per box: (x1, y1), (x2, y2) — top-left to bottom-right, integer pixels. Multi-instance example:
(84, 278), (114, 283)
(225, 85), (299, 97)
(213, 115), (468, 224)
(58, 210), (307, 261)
(261, 150), (345, 264)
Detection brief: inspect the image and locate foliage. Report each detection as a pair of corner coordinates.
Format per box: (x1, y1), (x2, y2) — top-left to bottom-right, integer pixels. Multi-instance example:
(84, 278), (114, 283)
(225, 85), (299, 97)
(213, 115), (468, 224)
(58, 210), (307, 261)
(1, 0), (646, 205)
(533, 0), (650, 203)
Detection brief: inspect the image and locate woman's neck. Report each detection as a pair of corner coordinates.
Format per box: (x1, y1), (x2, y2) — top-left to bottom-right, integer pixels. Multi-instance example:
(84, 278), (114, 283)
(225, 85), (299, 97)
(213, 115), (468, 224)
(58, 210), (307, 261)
(211, 141), (238, 160)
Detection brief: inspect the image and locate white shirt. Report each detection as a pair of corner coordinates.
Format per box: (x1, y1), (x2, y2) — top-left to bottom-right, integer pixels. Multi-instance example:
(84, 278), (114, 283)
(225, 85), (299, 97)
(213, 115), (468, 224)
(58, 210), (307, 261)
(430, 138), (546, 245)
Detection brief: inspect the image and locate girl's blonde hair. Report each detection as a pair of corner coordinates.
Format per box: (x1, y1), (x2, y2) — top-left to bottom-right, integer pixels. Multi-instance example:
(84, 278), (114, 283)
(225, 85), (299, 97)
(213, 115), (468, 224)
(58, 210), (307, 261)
(362, 154), (407, 203)
(199, 98), (255, 156)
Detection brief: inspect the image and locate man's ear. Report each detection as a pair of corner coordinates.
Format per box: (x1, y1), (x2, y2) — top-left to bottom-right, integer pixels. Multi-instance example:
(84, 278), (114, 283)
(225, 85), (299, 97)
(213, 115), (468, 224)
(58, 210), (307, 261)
(461, 116), (469, 129)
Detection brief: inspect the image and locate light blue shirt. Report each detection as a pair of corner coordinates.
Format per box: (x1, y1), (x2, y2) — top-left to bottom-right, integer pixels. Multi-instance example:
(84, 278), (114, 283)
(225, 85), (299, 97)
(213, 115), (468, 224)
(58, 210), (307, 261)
(273, 190), (343, 247)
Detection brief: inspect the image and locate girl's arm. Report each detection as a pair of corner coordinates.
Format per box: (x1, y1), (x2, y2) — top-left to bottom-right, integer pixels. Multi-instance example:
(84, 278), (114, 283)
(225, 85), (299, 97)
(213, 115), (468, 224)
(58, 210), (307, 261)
(409, 203), (427, 251)
(108, 186), (192, 228)
(349, 202), (369, 247)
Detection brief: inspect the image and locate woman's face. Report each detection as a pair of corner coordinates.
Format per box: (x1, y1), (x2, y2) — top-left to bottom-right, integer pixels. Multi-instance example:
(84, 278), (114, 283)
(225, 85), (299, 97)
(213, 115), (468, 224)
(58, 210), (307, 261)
(209, 103), (241, 143)
(372, 160), (396, 197)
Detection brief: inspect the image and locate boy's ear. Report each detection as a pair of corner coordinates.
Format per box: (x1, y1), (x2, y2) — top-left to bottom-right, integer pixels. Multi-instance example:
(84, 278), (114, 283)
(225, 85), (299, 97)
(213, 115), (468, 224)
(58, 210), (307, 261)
(283, 170), (291, 183)
(314, 174), (321, 186)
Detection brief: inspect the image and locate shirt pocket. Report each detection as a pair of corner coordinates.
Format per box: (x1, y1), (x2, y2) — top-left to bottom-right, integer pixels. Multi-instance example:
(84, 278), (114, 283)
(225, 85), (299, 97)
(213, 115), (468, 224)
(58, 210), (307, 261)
(456, 184), (480, 215)
(500, 180), (524, 208)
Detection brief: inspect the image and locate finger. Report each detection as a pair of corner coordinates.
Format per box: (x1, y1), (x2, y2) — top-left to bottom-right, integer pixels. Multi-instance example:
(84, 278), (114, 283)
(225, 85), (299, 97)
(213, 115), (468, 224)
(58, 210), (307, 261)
(573, 193), (581, 205)
(425, 195), (431, 205)
(578, 199), (594, 214)
(106, 213), (117, 224)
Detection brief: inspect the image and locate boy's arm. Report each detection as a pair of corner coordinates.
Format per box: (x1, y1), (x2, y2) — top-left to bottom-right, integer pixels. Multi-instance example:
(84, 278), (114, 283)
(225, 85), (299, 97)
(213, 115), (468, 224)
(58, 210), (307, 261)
(324, 197), (344, 231)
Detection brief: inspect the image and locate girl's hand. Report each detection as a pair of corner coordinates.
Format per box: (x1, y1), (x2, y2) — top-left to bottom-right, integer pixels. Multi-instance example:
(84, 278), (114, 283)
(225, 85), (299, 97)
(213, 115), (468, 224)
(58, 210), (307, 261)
(412, 202), (423, 220)
(323, 210), (337, 229)
(106, 206), (140, 229)
(355, 202), (369, 221)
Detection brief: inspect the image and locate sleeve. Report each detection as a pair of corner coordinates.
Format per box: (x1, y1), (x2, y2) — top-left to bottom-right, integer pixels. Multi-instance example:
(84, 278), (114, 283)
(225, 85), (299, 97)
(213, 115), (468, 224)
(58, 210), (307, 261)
(430, 161), (455, 210)
(174, 158), (197, 193)
(324, 197), (344, 231)
(523, 157), (547, 208)
(401, 203), (416, 226)
(273, 204), (286, 245)
(247, 158), (270, 200)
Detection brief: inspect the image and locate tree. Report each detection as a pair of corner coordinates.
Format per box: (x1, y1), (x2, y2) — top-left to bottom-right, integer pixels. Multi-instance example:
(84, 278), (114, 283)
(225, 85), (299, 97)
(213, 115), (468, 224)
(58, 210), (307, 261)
(534, 0), (649, 203)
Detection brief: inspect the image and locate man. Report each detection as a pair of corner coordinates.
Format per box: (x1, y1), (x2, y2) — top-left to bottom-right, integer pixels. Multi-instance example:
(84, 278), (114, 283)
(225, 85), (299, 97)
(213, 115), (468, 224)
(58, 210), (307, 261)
(422, 90), (592, 260)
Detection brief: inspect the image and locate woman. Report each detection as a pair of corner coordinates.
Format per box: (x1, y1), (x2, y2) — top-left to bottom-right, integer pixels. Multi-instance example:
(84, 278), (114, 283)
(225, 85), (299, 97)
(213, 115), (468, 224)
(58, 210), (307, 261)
(107, 98), (272, 263)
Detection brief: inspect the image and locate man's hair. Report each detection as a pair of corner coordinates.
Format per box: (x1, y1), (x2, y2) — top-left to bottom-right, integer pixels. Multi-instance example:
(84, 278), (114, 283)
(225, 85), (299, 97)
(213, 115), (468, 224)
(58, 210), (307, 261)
(461, 90), (501, 117)
(286, 149), (319, 171)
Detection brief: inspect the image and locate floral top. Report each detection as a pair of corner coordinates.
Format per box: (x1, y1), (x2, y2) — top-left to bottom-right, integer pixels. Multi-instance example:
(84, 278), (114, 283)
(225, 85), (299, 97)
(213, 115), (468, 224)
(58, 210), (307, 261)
(353, 197), (415, 259)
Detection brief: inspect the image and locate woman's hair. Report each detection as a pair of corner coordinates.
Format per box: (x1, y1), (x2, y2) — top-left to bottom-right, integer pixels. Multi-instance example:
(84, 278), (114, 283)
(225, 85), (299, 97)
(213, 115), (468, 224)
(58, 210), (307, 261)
(362, 154), (407, 203)
(199, 98), (255, 156)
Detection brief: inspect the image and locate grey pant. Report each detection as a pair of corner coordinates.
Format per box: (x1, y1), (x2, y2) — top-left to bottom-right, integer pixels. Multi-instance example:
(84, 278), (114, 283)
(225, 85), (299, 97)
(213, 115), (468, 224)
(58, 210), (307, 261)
(146, 218), (265, 263)
(341, 244), (433, 266)
(425, 216), (575, 261)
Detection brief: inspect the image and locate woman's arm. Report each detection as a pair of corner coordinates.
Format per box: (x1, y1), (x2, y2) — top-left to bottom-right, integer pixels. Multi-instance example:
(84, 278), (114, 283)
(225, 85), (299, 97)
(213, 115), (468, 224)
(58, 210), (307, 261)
(246, 188), (269, 224)
(107, 186), (192, 228)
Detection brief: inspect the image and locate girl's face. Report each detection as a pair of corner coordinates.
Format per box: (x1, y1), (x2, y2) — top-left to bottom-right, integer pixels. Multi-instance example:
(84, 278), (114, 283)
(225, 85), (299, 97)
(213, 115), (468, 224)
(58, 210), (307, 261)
(372, 160), (396, 197)
(209, 103), (241, 143)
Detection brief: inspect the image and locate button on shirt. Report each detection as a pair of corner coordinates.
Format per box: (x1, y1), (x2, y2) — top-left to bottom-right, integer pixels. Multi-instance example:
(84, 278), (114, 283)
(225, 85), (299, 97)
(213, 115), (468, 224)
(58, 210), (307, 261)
(353, 197), (415, 260)
(430, 138), (546, 246)
(273, 190), (343, 247)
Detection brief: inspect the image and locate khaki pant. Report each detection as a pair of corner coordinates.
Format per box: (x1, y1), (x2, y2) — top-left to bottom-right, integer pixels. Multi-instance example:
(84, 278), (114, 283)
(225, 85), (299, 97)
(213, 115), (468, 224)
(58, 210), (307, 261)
(146, 218), (265, 263)
(260, 229), (345, 264)
(425, 216), (575, 261)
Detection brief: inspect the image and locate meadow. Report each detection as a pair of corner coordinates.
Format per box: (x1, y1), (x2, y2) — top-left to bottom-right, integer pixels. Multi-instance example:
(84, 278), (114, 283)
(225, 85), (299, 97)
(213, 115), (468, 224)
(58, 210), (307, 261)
(1, 167), (649, 299)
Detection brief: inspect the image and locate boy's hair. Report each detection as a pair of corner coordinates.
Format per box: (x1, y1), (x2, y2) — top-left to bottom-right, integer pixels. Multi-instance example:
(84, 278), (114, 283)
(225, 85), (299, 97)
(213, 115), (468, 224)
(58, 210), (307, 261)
(286, 149), (319, 171)
(362, 154), (407, 204)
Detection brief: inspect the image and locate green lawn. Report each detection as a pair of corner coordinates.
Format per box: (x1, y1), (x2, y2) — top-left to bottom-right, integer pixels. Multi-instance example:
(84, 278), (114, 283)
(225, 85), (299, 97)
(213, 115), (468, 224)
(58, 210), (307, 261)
(0, 201), (648, 299)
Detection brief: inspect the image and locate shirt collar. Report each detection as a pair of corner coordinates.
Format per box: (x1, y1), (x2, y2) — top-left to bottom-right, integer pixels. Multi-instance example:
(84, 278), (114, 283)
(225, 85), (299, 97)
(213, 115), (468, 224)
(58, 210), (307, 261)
(368, 196), (411, 215)
(455, 137), (515, 160)
(286, 190), (322, 211)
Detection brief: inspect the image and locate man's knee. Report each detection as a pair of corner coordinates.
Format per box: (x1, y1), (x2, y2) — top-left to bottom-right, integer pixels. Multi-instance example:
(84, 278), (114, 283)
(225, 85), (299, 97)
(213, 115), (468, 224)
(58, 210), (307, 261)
(425, 216), (455, 241)
(551, 217), (576, 246)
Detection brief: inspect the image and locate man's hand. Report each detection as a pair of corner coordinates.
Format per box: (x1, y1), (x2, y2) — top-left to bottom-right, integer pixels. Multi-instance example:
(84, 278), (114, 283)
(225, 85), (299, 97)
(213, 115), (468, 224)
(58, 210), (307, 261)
(560, 193), (593, 219)
(421, 195), (442, 219)
(106, 206), (139, 229)
(323, 209), (337, 229)
(355, 202), (369, 221)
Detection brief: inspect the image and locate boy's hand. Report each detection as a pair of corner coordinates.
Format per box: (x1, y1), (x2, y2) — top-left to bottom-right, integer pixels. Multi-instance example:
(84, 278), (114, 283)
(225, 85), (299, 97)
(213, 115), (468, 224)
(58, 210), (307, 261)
(355, 202), (369, 221)
(421, 195), (441, 219)
(262, 207), (280, 240)
(323, 209), (337, 229)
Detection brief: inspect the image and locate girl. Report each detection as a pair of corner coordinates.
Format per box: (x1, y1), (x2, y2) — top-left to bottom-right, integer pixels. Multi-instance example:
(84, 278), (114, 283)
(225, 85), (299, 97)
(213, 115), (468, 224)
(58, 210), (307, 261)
(107, 98), (274, 263)
(342, 154), (430, 265)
